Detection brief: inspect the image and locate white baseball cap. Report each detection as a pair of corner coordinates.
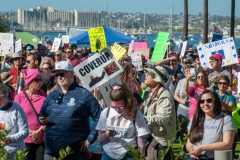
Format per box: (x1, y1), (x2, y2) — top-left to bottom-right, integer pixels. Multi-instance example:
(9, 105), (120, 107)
(55, 61), (74, 72)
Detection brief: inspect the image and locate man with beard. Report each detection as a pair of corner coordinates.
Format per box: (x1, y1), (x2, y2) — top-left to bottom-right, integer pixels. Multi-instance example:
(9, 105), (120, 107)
(39, 61), (101, 160)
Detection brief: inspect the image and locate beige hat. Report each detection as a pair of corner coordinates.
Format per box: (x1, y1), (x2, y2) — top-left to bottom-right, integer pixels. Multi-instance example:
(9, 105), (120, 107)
(11, 52), (23, 59)
(144, 66), (169, 88)
(0, 72), (13, 84)
(186, 48), (193, 53)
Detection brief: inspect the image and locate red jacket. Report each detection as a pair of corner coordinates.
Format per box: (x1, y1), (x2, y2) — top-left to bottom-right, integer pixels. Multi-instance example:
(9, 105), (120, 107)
(8, 66), (19, 85)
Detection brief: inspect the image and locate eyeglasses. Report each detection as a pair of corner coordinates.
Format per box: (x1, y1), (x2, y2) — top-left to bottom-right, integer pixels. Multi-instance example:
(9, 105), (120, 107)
(42, 68), (49, 70)
(199, 98), (214, 104)
(110, 103), (125, 110)
(55, 72), (65, 78)
(26, 60), (31, 64)
(197, 76), (205, 80)
(218, 82), (228, 85)
(33, 77), (42, 82)
(55, 54), (61, 56)
(65, 52), (71, 54)
(77, 51), (81, 53)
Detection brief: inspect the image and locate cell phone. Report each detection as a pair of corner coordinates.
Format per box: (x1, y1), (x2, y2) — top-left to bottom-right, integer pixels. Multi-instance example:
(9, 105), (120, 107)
(147, 59), (155, 66)
(190, 68), (196, 77)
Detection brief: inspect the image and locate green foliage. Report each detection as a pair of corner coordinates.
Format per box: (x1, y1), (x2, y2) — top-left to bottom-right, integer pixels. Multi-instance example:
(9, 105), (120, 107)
(127, 144), (145, 160)
(53, 146), (73, 160)
(14, 149), (28, 160)
(0, 16), (7, 32)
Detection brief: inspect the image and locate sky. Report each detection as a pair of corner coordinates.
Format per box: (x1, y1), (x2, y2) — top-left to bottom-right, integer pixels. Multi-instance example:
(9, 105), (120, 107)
(0, 0), (239, 16)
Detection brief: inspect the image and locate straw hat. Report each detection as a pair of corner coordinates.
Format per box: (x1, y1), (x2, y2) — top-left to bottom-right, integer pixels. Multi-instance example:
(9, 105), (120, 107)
(0, 72), (13, 84)
(11, 52), (23, 59)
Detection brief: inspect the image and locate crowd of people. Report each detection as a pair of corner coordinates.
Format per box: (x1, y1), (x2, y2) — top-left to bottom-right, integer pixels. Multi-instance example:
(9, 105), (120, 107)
(0, 41), (239, 160)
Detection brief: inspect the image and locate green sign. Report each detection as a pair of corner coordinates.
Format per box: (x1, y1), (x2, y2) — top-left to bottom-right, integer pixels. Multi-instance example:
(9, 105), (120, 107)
(151, 32), (169, 62)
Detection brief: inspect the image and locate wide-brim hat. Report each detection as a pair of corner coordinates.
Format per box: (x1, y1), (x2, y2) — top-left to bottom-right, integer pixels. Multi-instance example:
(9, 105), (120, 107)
(144, 66), (169, 89)
(10, 52), (23, 59)
(186, 48), (193, 53)
(24, 44), (34, 50)
(0, 72), (13, 84)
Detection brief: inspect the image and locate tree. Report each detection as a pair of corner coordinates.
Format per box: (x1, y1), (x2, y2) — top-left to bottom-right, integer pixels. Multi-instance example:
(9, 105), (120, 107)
(0, 16), (7, 32)
(230, 0), (235, 38)
(203, 0), (208, 44)
(183, 0), (188, 41)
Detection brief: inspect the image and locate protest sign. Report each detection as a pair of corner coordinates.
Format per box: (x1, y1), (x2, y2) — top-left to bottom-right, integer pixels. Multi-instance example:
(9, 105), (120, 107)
(88, 26), (107, 52)
(15, 38), (22, 53)
(74, 48), (123, 91)
(180, 41), (188, 57)
(134, 48), (150, 59)
(151, 32), (169, 62)
(128, 40), (134, 54)
(133, 42), (148, 49)
(197, 37), (238, 68)
(51, 38), (61, 52)
(0, 33), (14, 56)
(128, 52), (143, 71)
(62, 35), (69, 45)
(110, 42), (127, 60)
(41, 38), (46, 46)
(99, 76), (122, 107)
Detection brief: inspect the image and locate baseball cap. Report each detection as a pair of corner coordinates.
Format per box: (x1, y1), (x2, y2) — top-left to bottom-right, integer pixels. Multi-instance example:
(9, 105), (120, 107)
(210, 54), (223, 64)
(55, 61), (74, 72)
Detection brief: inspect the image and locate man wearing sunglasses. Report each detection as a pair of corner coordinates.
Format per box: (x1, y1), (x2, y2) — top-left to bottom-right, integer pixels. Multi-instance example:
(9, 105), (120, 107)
(39, 61), (101, 160)
(65, 47), (79, 67)
(26, 52), (54, 94)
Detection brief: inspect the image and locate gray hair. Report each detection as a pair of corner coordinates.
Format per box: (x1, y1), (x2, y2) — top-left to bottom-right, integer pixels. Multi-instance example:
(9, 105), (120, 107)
(0, 83), (8, 97)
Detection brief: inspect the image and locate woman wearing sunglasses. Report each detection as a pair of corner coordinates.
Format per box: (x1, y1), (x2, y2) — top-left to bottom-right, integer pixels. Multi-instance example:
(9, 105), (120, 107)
(186, 90), (235, 160)
(14, 69), (47, 160)
(184, 71), (209, 120)
(96, 84), (150, 160)
(216, 75), (236, 115)
(54, 51), (64, 66)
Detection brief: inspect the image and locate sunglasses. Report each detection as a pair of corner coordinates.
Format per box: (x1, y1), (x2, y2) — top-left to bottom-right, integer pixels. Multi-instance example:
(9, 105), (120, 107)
(197, 76), (205, 80)
(110, 104), (125, 110)
(55, 54), (61, 56)
(65, 52), (71, 54)
(26, 60), (31, 64)
(218, 82), (228, 85)
(55, 72), (65, 78)
(199, 98), (214, 104)
(33, 77), (42, 82)
(42, 68), (49, 70)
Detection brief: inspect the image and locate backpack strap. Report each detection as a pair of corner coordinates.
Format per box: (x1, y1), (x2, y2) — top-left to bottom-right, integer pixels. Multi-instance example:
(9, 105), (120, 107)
(106, 107), (111, 118)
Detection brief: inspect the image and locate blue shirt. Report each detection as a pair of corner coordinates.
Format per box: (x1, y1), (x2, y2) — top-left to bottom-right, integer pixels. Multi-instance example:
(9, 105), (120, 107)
(216, 90), (236, 116)
(40, 82), (102, 155)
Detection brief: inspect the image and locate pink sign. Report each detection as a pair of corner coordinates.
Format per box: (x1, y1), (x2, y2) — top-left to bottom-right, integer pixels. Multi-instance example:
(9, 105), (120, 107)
(130, 42), (148, 49)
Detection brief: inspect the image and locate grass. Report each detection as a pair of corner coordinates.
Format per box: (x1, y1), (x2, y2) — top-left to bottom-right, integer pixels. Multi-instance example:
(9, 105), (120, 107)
(172, 142), (240, 160)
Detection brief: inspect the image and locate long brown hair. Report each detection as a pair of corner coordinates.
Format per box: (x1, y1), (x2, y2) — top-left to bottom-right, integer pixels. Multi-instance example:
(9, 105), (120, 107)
(189, 90), (222, 144)
(193, 70), (209, 88)
(119, 63), (133, 85)
(109, 84), (137, 117)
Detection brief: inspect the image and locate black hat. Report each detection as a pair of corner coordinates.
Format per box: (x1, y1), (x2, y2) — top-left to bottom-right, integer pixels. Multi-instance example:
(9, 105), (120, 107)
(24, 44), (34, 50)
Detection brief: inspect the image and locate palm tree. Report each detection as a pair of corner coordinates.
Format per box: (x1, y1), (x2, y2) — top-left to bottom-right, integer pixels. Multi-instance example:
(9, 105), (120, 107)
(230, 0), (235, 38)
(183, 0), (188, 41)
(202, 0), (208, 44)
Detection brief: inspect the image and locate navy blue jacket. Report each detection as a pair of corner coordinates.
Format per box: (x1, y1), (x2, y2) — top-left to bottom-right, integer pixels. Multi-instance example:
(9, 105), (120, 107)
(40, 82), (102, 155)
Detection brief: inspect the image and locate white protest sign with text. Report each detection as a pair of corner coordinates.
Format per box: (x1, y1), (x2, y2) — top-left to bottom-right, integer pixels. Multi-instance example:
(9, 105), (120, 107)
(128, 52), (143, 71)
(62, 35), (69, 45)
(51, 38), (61, 52)
(180, 41), (188, 57)
(74, 48), (124, 91)
(197, 37), (238, 68)
(99, 76), (122, 107)
(42, 38), (46, 46)
(0, 33), (14, 56)
(15, 38), (22, 53)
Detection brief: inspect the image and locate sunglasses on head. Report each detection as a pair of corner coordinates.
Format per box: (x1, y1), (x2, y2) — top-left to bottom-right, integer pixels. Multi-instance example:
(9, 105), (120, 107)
(199, 98), (214, 104)
(110, 103), (125, 110)
(218, 82), (228, 85)
(55, 72), (65, 78)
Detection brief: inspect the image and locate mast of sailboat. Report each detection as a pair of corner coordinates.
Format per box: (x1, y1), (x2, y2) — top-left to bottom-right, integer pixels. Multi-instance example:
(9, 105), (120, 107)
(144, 9), (146, 34)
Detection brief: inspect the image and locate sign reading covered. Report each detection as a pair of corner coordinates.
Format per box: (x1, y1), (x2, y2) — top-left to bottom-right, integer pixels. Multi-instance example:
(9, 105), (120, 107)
(74, 48), (123, 91)
(88, 27), (107, 52)
(197, 37), (238, 68)
(151, 32), (169, 62)
(51, 38), (61, 52)
(0, 33), (14, 56)
(110, 42), (127, 60)
(15, 38), (22, 53)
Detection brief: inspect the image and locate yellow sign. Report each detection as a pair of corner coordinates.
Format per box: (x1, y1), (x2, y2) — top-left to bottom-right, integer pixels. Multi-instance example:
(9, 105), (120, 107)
(88, 27), (107, 52)
(110, 43), (127, 60)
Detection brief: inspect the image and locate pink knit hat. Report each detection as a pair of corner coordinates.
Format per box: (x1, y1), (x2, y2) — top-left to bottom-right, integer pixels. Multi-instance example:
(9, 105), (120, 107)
(23, 69), (42, 85)
(210, 54), (223, 65)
